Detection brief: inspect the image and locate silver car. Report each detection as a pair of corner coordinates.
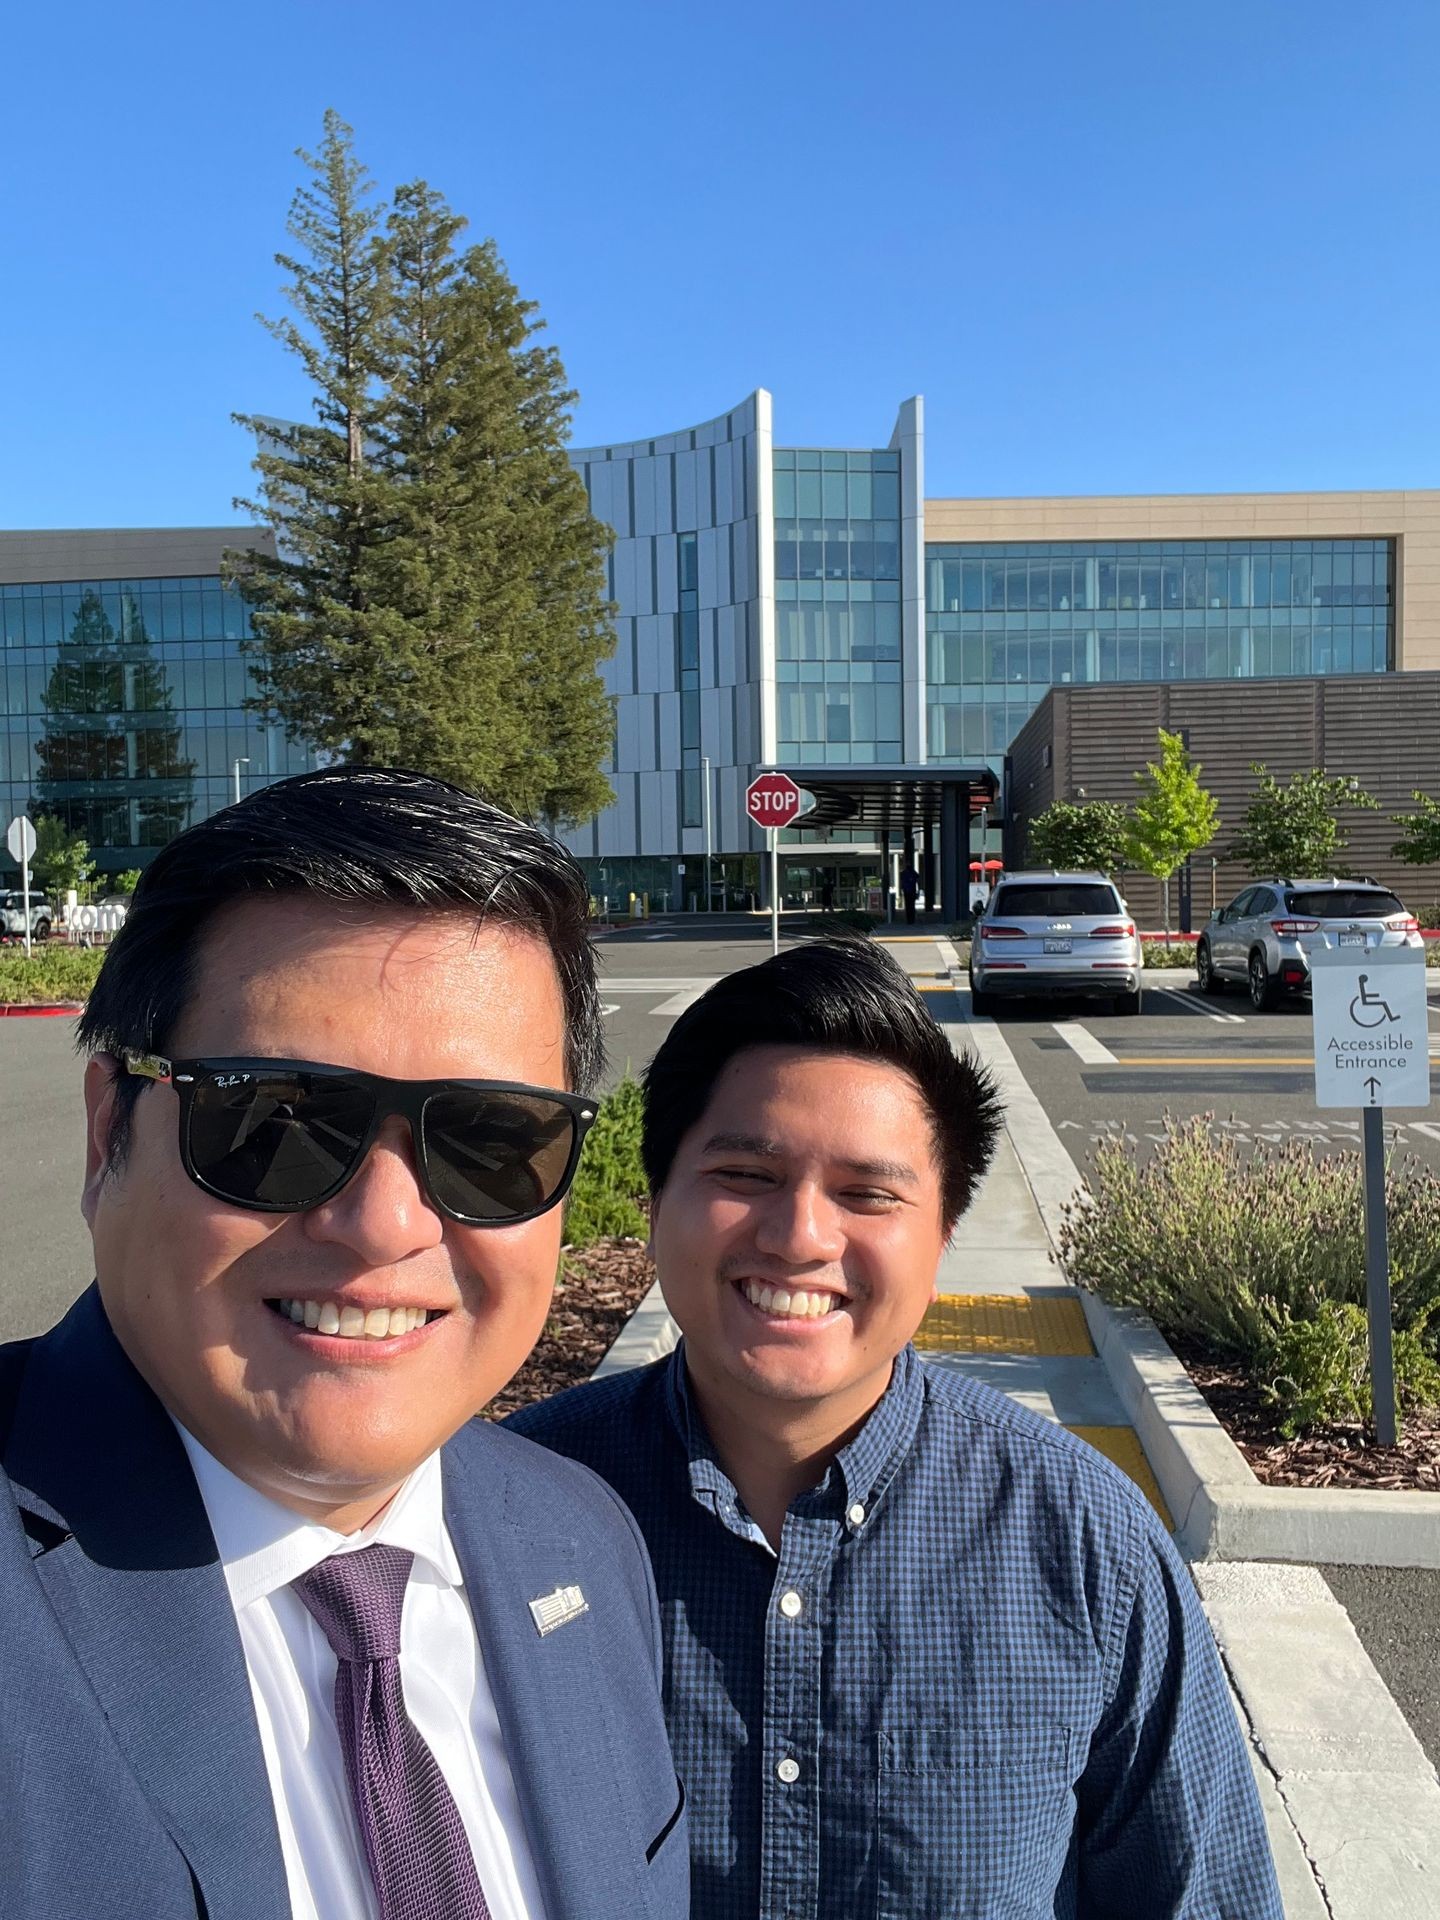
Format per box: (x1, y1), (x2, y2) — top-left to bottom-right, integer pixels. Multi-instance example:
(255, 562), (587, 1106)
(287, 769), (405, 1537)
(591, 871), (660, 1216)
(1196, 877), (1422, 1011)
(969, 871), (1142, 1016)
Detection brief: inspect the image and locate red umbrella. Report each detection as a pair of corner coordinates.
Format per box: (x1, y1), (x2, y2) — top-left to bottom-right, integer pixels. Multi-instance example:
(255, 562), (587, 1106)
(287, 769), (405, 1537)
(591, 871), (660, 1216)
(968, 858), (1004, 872)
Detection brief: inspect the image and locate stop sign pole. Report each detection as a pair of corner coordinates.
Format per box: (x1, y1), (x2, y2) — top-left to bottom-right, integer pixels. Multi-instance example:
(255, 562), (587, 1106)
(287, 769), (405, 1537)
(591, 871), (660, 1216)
(745, 773), (814, 954)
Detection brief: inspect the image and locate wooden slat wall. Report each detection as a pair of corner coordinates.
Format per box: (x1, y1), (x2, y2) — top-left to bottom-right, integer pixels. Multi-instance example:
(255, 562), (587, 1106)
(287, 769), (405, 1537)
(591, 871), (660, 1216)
(1006, 674), (1440, 929)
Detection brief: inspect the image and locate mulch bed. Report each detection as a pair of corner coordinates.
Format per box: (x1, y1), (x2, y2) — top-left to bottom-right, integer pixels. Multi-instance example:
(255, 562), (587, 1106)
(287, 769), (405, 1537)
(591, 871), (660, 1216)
(485, 1239), (656, 1420)
(1171, 1338), (1440, 1491)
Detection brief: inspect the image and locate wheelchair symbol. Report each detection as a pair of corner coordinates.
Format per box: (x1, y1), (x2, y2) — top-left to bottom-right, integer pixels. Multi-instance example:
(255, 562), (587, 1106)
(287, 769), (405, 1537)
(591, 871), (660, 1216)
(1349, 974), (1400, 1028)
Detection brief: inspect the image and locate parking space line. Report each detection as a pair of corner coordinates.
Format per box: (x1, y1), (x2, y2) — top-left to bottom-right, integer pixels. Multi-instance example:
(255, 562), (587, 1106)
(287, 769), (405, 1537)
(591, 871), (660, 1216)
(1412, 1123), (1440, 1145)
(1053, 1022), (1118, 1065)
(1153, 982), (1245, 1024)
(650, 987), (707, 1017)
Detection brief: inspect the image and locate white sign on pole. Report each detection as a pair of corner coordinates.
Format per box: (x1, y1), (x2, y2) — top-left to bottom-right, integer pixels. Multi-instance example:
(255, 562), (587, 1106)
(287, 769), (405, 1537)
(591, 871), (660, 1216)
(1310, 944), (1432, 1110)
(6, 815), (36, 866)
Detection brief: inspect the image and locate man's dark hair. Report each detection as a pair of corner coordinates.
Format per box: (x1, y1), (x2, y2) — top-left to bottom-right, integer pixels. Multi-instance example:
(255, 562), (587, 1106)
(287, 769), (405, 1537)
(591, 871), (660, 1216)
(642, 939), (1002, 1232)
(77, 766), (601, 1164)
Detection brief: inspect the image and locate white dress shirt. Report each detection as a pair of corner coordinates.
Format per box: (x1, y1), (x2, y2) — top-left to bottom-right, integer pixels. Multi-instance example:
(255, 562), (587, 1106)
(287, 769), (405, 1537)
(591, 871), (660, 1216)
(176, 1425), (548, 1920)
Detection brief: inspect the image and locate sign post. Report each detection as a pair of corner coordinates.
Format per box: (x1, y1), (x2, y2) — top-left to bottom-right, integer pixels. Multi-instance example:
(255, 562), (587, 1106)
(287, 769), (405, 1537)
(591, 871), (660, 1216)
(1311, 939), (1432, 1444)
(744, 773), (815, 955)
(6, 814), (37, 958)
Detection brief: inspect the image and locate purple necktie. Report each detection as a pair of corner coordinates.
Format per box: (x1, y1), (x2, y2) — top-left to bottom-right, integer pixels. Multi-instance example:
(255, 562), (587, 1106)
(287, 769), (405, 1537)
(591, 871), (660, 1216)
(294, 1544), (492, 1920)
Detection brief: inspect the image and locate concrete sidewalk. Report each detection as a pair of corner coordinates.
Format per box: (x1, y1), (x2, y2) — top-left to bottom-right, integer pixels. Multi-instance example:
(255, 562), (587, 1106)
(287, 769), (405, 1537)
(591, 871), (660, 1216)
(950, 999), (1440, 1920)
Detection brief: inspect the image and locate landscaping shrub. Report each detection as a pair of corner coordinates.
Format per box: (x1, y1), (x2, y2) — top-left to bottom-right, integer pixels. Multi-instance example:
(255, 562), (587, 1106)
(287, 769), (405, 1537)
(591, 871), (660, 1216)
(0, 946), (106, 1005)
(1061, 1114), (1440, 1431)
(1261, 1303), (1440, 1438)
(563, 1074), (648, 1248)
(1139, 940), (1198, 969)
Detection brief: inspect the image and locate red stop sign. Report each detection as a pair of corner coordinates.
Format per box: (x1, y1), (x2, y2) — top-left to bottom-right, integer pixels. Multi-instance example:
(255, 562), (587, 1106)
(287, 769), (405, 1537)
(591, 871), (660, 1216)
(746, 772), (806, 827)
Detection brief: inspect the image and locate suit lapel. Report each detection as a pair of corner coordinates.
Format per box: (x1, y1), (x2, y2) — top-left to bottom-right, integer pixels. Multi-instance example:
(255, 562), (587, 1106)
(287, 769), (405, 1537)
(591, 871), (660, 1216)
(443, 1424), (653, 1920)
(7, 1288), (289, 1920)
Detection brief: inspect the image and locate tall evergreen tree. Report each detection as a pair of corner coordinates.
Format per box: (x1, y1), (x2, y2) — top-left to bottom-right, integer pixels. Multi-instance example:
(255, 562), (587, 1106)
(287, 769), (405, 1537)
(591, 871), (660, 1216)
(229, 120), (616, 824)
(228, 109), (396, 762)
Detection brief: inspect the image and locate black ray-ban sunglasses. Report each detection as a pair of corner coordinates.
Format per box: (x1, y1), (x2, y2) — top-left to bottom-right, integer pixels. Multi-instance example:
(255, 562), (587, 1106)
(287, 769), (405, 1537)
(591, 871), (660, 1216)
(122, 1053), (597, 1226)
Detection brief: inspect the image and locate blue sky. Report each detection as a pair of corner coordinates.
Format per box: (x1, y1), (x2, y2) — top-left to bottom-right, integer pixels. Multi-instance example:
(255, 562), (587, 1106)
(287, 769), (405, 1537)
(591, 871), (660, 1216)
(3, 0), (1437, 527)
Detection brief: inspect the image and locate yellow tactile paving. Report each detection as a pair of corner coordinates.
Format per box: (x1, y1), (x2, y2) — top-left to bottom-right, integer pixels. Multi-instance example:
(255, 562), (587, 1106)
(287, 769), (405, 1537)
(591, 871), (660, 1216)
(917, 1293), (1095, 1357)
(1066, 1426), (1174, 1530)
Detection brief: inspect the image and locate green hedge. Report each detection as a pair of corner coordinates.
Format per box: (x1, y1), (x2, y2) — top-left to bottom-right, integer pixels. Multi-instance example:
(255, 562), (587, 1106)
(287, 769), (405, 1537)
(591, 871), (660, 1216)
(563, 1075), (649, 1248)
(0, 946), (106, 1004)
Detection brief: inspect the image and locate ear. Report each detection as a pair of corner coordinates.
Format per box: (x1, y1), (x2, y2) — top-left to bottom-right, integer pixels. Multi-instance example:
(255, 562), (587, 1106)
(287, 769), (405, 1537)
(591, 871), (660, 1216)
(645, 1188), (662, 1265)
(81, 1054), (122, 1229)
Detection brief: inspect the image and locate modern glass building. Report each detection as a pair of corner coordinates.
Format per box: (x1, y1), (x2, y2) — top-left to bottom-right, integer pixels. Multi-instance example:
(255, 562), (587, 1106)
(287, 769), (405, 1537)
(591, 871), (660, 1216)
(563, 391), (1435, 916)
(0, 528), (312, 881)
(5, 426), (1436, 910)
(925, 537), (1395, 763)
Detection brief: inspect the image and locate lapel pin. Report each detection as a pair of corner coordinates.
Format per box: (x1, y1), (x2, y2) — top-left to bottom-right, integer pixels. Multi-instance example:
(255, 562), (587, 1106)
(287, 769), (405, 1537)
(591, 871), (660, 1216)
(528, 1583), (590, 1637)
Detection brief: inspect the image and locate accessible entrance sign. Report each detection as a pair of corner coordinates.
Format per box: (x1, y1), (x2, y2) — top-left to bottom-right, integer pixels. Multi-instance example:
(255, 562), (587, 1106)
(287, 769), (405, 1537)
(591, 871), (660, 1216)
(1310, 944), (1431, 1109)
(1309, 939), (1430, 1446)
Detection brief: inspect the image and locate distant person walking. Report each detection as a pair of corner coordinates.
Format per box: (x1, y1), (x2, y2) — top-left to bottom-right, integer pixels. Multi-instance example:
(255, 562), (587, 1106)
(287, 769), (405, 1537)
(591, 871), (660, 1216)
(899, 859), (919, 924)
(819, 876), (835, 913)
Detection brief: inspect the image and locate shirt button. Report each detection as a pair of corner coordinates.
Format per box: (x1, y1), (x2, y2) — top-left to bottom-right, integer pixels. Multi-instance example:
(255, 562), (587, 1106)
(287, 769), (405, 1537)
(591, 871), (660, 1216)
(779, 1589), (803, 1619)
(776, 1757), (801, 1784)
(847, 1502), (867, 1527)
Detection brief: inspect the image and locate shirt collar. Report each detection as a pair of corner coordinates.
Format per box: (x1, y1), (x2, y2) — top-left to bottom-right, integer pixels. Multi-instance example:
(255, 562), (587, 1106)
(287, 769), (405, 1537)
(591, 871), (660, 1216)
(173, 1420), (461, 1614)
(662, 1339), (925, 1531)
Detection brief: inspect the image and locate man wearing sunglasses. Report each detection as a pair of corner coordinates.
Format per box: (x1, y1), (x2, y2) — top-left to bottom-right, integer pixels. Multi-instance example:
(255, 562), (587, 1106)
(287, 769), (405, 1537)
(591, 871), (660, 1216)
(512, 943), (1282, 1919)
(0, 768), (687, 1920)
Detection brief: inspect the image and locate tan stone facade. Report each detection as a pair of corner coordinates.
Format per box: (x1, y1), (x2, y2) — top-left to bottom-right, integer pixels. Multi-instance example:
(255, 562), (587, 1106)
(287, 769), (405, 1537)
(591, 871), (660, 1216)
(924, 492), (1440, 673)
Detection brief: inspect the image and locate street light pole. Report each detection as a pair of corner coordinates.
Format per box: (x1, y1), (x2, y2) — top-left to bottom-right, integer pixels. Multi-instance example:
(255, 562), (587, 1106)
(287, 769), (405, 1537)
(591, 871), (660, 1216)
(701, 755), (713, 913)
(232, 757), (251, 806)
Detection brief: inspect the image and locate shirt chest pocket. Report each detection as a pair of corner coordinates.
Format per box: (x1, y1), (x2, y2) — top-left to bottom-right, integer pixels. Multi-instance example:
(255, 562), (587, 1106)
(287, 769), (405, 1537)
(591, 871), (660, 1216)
(875, 1724), (1081, 1920)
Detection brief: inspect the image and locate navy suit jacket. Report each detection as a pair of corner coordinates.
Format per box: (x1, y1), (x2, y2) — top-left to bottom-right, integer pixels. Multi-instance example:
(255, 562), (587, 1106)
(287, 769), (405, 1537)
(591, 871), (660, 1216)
(0, 1287), (688, 1920)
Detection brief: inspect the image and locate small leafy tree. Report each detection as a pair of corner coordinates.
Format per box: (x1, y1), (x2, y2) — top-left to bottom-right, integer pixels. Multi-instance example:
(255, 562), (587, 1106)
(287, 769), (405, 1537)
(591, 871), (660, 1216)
(1230, 765), (1379, 879)
(1123, 729), (1220, 940)
(108, 869), (144, 897)
(31, 816), (96, 902)
(1027, 799), (1130, 873)
(1391, 792), (1440, 868)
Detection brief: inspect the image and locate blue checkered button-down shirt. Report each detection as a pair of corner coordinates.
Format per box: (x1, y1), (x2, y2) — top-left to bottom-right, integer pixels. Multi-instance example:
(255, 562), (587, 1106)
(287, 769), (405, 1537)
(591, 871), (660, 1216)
(509, 1344), (1281, 1919)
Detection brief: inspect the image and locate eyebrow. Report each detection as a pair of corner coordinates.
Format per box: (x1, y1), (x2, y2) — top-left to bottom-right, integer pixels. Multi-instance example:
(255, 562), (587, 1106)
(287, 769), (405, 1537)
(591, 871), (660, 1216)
(700, 1133), (921, 1185)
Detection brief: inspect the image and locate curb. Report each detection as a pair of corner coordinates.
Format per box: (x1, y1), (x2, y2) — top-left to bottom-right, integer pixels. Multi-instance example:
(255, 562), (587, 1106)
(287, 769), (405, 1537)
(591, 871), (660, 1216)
(591, 1279), (678, 1380)
(0, 1002), (84, 1017)
(1077, 1280), (1440, 1569)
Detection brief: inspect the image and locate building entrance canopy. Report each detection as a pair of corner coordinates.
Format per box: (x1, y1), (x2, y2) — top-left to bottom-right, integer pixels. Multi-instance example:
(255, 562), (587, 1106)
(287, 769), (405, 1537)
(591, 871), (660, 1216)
(766, 762), (999, 921)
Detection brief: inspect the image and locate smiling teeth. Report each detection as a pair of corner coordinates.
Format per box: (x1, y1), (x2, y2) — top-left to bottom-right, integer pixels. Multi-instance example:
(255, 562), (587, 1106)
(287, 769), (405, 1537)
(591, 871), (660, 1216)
(277, 1299), (429, 1339)
(742, 1280), (838, 1319)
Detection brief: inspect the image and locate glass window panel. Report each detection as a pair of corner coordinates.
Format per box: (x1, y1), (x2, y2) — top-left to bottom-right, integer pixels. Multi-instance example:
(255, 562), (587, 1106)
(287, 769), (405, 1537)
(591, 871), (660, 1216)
(1098, 633), (1118, 680)
(871, 523), (899, 581)
(1228, 556), (1247, 606)
(1140, 631), (1161, 680)
(795, 471), (822, 518)
(984, 560), (1006, 610)
(1251, 554), (1271, 607)
(1098, 561), (1118, 610)
(826, 699), (851, 744)
(1139, 565), (1160, 611)
(1051, 633), (1074, 684)
(1028, 635), (1052, 681)
(821, 471), (847, 517)
(1205, 560), (1226, 609)
(1117, 565), (1138, 610)
(872, 601), (900, 660)
(798, 523), (823, 579)
(1049, 562), (1072, 612)
(1117, 632), (1139, 680)
(872, 471), (900, 518)
(1183, 558), (1206, 609)
(773, 469), (796, 518)
(1006, 561), (1029, 610)
(962, 560), (983, 611)
(847, 470), (872, 519)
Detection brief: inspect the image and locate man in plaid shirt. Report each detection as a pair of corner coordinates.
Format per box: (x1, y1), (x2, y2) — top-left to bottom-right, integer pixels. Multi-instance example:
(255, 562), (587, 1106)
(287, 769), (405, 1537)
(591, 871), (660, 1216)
(512, 941), (1281, 1918)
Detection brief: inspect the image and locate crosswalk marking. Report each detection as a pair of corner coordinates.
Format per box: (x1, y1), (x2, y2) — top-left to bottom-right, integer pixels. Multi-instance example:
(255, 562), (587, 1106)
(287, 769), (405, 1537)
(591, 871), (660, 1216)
(1053, 1022), (1117, 1065)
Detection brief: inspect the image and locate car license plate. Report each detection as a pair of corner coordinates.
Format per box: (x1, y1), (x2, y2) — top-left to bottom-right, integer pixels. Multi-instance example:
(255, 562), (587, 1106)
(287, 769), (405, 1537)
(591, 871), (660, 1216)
(1044, 938), (1072, 954)
(1339, 933), (1364, 948)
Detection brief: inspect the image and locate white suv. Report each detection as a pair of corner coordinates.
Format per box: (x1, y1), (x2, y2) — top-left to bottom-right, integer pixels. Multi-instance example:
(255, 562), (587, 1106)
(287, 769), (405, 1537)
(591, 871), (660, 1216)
(969, 872), (1142, 1016)
(0, 890), (53, 941)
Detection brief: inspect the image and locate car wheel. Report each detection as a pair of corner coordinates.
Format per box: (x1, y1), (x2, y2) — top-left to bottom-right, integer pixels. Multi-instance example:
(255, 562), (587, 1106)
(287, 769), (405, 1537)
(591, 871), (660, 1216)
(1112, 985), (1143, 1016)
(1248, 950), (1277, 1011)
(1196, 941), (1223, 995)
(968, 976), (995, 1017)
(33, 918), (50, 939)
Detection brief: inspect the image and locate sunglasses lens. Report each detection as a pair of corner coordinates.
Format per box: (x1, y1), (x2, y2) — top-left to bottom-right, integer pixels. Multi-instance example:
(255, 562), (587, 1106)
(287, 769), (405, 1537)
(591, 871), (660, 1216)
(187, 1070), (374, 1208)
(422, 1089), (579, 1222)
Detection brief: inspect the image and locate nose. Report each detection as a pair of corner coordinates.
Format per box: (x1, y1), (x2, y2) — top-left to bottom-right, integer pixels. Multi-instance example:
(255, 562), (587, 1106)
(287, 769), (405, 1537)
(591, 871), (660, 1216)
(301, 1116), (445, 1263)
(751, 1178), (846, 1267)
